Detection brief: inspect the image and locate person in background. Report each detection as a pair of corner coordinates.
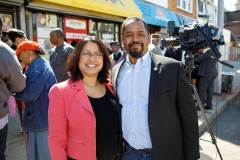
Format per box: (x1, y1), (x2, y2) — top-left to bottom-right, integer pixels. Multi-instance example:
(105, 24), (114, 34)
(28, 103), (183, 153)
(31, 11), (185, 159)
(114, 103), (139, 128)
(43, 39), (52, 54)
(175, 47), (183, 62)
(13, 41), (57, 160)
(7, 28), (28, 129)
(48, 36), (119, 160)
(70, 40), (78, 48)
(1, 30), (12, 46)
(164, 43), (177, 59)
(148, 34), (162, 56)
(109, 41), (126, 68)
(197, 48), (217, 110)
(112, 16), (199, 160)
(0, 17), (26, 160)
(49, 28), (74, 82)
(103, 41), (111, 56)
(7, 28), (28, 50)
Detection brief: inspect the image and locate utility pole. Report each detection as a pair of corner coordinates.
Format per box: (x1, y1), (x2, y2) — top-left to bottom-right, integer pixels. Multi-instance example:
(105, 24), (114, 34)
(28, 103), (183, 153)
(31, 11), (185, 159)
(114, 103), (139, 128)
(214, 0), (224, 94)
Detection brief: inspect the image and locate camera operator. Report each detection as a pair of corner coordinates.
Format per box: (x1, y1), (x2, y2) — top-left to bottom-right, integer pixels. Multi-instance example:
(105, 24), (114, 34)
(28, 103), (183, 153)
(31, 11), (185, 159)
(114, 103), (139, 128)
(196, 48), (217, 110)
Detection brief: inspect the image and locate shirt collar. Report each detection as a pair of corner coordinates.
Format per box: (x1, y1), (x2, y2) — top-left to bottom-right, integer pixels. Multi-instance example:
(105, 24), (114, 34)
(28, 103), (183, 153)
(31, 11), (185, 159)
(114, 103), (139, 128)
(126, 51), (150, 67)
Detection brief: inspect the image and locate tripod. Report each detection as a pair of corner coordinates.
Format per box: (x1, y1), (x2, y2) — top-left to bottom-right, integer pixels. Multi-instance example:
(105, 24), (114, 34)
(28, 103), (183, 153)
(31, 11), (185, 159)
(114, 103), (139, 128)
(184, 51), (223, 160)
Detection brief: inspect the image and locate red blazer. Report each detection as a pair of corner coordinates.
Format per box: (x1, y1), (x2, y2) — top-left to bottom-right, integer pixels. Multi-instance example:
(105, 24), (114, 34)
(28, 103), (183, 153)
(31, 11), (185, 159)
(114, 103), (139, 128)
(48, 79), (114, 160)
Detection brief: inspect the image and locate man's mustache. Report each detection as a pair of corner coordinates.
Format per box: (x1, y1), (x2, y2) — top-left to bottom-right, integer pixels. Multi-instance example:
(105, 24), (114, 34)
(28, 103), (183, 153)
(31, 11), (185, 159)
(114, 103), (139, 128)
(128, 42), (143, 48)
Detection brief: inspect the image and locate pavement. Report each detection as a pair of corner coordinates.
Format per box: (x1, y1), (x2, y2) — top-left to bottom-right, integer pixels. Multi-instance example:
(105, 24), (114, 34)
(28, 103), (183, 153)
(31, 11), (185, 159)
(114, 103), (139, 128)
(5, 60), (240, 160)
(198, 60), (240, 133)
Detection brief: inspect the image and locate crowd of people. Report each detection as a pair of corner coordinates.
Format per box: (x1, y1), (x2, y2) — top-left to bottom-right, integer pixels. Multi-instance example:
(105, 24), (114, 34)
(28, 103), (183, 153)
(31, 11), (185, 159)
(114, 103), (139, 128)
(0, 15), (220, 160)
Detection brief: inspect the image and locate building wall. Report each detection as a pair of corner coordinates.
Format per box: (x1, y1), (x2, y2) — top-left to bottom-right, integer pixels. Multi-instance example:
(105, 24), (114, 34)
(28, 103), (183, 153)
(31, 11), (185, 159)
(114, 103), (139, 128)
(144, 0), (168, 9)
(224, 26), (240, 35)
(168, 0), (197, 19)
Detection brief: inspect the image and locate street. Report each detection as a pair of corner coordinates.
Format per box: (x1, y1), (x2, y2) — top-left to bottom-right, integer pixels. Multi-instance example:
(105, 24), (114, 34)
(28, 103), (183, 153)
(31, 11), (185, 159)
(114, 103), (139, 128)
(199, 96), (240, 160)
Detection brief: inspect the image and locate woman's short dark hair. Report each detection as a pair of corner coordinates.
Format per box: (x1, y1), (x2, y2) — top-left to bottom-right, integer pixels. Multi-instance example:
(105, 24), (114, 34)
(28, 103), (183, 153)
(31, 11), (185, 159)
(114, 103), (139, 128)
(7, 29), (26, 42)
(66, 36), (111, 83)
(121, 16), (149, 35)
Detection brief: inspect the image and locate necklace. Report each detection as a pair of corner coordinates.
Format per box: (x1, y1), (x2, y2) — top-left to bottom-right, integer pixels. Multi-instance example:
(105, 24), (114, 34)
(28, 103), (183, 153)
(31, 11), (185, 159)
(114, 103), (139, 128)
(82, 81), (99, 88)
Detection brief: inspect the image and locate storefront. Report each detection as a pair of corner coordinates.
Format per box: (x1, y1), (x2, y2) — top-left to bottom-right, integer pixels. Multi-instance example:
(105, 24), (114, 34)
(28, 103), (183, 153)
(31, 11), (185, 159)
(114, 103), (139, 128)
(0, 0), (25, 32)
(25, 0), (141, 48)
(134, 0), (180, 38)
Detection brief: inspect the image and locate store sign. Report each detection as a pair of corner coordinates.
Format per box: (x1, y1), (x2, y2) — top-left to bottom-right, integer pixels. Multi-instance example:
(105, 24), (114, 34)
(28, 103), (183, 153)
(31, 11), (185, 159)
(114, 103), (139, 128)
(134, 0), (180, 27)
(37, 27), (55, 38)
(155, 8), (167, 20)
(64, 16), (88, 43)
(39, 0), (141, 17)
(65, 18), (86, 30)
(66, 33), (86, 39)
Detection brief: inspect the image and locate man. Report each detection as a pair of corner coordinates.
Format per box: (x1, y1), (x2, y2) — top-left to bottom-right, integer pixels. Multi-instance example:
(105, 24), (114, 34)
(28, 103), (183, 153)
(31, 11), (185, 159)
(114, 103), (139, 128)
(7, 28), (28, 50)
(0, 17), (26, 159)
(109, 41), (126, 68)
(112, 16), (199, 160)
(49, 28), (74, 82)
(148, 34), (162, 56)
(197, 48), (217, 110)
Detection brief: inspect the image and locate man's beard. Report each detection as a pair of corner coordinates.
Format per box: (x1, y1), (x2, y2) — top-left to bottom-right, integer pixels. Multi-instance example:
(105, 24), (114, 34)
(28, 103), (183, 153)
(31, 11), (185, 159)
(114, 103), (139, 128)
(128, 42), (144, 58)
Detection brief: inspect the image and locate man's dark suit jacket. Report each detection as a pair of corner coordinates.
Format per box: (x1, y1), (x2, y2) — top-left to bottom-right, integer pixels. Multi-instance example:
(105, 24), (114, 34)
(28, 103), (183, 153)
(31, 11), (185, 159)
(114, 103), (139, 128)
(112, 53), (200, 160)
(164, 47), (177, 59)
(197, 48), (218, 77)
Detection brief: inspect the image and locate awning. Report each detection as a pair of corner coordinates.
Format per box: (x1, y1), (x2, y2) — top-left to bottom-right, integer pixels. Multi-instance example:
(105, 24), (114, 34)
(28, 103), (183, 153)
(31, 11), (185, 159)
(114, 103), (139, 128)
(36, 0), (141, 18)
(176, 13), (196, 26)
(134, 0), (180, 27)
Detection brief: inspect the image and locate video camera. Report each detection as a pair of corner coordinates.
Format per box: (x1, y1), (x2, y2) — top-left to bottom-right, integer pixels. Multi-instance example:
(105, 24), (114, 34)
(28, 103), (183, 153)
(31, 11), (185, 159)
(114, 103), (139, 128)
(161, 21), (224, 59)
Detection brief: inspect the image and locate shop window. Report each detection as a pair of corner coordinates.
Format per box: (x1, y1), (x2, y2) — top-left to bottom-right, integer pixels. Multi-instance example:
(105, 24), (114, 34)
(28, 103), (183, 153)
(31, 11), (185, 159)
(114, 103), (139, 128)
(0, 13), (14, 32)
(177, 0), (192, 13)
(89, 20), (119, 43)
(32, 12), (59, 60)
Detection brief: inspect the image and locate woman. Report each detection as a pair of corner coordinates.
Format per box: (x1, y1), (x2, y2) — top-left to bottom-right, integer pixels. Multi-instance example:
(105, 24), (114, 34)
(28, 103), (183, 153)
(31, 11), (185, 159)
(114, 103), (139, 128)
(13, 41), (57, 160)
(48, 36), (119, 160)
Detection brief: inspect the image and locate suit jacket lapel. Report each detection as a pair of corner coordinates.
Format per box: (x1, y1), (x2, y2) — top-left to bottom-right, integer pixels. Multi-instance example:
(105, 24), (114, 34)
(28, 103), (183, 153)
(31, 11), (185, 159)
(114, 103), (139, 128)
(112, 59), (126, 96)
(71, 81), (94, 114)
(148, 53), (163, 113)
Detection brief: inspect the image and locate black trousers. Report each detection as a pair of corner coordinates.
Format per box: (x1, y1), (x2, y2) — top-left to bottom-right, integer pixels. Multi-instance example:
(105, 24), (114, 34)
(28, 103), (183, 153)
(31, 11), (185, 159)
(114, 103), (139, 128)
(0, 124), (8, 160)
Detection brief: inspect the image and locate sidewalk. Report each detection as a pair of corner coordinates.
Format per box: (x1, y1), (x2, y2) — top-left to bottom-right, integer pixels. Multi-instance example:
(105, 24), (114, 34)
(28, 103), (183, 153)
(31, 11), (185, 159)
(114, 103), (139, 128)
(5, 60), (240, 160)
(198, 60), (240, 133)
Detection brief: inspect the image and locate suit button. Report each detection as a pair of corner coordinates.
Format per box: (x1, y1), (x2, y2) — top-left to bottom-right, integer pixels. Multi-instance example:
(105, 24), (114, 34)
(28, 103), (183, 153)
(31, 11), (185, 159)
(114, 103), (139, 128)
(149, 125), (152, 127)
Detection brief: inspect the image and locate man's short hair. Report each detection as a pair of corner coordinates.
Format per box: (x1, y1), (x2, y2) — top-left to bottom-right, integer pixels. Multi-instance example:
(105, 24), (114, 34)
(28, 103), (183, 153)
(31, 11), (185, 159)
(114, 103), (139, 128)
(51, 28), (64, 39)
(7, 29), (26, 42)
(121, 16), (149, 35)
